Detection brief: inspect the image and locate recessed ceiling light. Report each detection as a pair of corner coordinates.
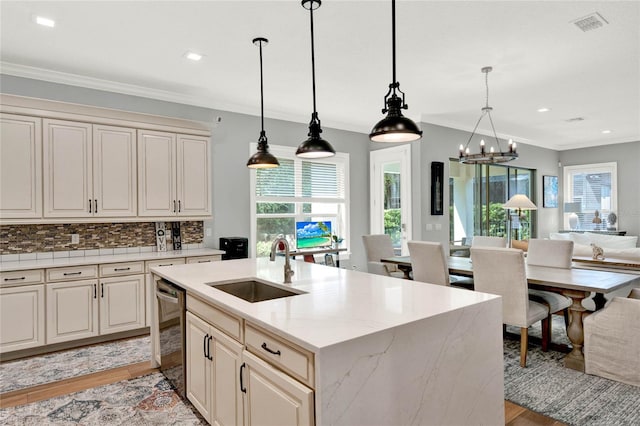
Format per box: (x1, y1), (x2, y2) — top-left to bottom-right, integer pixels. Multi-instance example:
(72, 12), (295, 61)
(601, 130), (611, 134)
(185, 52), (203, 61)
(537, 107), (551, 113)
(35, 16), (55, 27)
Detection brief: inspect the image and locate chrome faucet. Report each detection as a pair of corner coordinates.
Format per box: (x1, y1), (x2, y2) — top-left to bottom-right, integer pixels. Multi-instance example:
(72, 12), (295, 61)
(270, 237), (294, 284)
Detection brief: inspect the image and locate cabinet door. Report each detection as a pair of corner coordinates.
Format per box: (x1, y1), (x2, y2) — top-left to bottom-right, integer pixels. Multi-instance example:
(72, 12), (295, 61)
(138, 130), (176, 216)
(211, 326), (244, 426)
(186, 311), (213, 420)
(46, 279), (99, 344)
(0, 284), (45, 353)
(243, 351), (315, 426)
(99, 274), (145, 335)
(93, 125), (137, 217)
(177, 135), (210, 216)
(43, 119), (93, 217)
(0, 113), (42, 219)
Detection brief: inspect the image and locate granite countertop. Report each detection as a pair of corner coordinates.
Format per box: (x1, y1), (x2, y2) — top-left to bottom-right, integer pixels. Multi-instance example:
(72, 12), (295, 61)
(0, 248), (225, 272)
(150, 257), (499, 352)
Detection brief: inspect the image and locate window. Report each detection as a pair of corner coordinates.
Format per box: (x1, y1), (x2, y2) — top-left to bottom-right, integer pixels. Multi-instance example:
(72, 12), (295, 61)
(563, 162), (617, 231)
(250, 144), (350, 257)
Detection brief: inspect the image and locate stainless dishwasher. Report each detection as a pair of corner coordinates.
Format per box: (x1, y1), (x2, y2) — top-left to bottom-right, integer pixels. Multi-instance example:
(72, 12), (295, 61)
(156, 279), (186, 398)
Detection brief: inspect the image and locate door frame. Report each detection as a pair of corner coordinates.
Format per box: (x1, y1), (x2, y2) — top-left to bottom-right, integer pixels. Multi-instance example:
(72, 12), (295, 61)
(370, 144), (412, 255)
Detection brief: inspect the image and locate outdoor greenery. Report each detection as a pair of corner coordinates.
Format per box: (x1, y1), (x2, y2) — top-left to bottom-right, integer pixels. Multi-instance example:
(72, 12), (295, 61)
(384, 208), (402, 246)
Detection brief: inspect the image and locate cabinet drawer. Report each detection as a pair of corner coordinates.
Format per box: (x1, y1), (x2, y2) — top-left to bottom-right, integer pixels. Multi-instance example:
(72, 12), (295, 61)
(47, 265), (98, 282)
(186, 255), (221, 264)
(245, 322), (315, 388)
(187, 295), (242, 342)
(100, 261), (144, 277)
(145, 258), (185, 272)
(1, 269), (44, 287)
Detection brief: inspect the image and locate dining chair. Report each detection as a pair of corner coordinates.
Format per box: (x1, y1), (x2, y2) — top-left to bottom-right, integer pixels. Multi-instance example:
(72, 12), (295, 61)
(472, 236), (507, 248)
(526, 239), (574, 350)
(408, 241), (450, 286)
(362, 234), (405, 278)
(471, 247), (550, 367)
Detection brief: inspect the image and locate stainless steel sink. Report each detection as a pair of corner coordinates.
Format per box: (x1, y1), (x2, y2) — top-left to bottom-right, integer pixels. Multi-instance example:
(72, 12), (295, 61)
(209, 280), (305, 303)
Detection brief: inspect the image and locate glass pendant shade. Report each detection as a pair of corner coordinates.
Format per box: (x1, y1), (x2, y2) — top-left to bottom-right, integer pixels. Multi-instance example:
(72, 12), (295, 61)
(297, 0), (335, 159)
(247, 37), (280, 169)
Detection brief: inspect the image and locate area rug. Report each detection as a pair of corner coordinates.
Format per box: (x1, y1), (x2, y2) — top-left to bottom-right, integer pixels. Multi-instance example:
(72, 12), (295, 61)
(0, 372), (205, 425)
(504, 335), (640, 426)
(0, 335), (151, 393)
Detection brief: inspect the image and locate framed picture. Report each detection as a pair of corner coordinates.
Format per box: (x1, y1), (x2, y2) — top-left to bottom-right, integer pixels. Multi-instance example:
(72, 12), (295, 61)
(431, 162), (444, 215)
(543, 175), (558, 208)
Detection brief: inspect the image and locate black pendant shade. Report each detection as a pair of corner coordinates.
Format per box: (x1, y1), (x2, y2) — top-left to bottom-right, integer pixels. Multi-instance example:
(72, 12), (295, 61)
(247, 37), (280, 169)
(296, 0), (335, 159)
(369, 0), (422, 143)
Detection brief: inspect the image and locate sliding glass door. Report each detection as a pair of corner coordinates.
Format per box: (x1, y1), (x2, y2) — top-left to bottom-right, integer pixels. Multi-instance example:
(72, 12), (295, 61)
(450, 160), (535, 248)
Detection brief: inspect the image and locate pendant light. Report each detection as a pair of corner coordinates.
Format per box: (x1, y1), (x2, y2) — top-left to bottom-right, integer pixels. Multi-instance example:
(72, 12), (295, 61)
(296, 0), (336, 159)
(458, 66), (518, 164)
(247, 37), (280, 169)
(369, 0), (422, 143)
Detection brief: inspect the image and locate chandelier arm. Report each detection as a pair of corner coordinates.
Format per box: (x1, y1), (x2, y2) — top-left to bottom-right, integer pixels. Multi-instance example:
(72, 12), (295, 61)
(485, 110), (504, 152)
(463, 110), (488, 150)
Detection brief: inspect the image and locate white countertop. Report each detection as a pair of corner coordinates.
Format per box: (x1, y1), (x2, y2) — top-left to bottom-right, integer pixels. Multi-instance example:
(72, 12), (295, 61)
(0, 248), (225, 272)
(150, 257), (500, 352)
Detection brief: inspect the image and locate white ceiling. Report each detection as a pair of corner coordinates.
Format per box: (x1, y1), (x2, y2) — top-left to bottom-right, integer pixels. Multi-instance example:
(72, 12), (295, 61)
(1, 1), (639, 151)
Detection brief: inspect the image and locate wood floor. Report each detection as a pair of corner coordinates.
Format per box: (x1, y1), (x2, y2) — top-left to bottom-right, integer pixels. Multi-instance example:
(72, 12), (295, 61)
(0, 363), (564, 425)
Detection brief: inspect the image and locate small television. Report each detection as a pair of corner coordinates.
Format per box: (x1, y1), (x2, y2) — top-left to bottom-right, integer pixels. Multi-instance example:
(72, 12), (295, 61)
(295, 221), (332, 250)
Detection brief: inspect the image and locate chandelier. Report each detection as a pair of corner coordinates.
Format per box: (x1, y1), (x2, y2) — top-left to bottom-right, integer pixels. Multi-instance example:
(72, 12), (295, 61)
(458, 66), (518, 164)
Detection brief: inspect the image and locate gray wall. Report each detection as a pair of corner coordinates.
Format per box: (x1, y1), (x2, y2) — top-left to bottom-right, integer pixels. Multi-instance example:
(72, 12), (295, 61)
(0, 75), (372, 270)
(559, 141), (640, 239)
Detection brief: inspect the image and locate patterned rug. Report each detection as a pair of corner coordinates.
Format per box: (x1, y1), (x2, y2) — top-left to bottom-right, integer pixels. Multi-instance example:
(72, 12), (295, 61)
(0, 335), (151, 393)
(0, 372), (205, 425)
(504, 333), (640, 426)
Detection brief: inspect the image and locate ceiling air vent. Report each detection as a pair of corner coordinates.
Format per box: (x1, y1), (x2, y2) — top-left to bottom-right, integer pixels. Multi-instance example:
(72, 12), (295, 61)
(566, 117), (585, 122)
(571, 12), (608, 32)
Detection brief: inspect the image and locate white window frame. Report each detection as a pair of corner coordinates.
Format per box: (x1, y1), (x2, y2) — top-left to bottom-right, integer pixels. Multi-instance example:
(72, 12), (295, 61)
(249, 143), (350, 259)
(563, 162), (617, 230)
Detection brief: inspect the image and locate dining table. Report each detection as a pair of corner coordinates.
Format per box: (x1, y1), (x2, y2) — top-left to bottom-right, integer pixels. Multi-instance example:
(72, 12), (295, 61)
(380, 255), (640, 372)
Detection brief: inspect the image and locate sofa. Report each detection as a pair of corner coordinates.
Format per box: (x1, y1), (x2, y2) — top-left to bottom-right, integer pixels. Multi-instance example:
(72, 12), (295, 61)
(584, 288), (640, 387)
(549, 232), (640, 261)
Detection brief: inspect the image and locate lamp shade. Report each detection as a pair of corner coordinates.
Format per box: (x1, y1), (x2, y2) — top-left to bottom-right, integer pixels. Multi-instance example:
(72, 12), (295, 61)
(296, 135), (336, 158)
(247, 146), (279, 168)
(369, 109), (423, 142)
(503, 194), (537, 210)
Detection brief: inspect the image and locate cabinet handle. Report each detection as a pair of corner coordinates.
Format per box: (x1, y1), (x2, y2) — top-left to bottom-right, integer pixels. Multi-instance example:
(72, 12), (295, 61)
(178, 200), (181, 213)
(240, 363), (247, 393)
(63, 272), (82, 276)
(93, 283), (97, 299)
(207, 336), (213, 360)
(89, 199), (92, 213)
(158, 264), (172, 267)
(261, 342), (281, 356)
(101, 283), (104, 298)
(94, 199), (98, 214)
(4, 277), (26, 281)
(203, 333), (209, 359)
(197, 260), (211, 263)
(114, 267), (131, 271)
(173, 200), (177, 213)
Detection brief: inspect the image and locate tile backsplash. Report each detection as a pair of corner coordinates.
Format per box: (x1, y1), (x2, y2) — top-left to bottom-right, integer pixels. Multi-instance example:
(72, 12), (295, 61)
(0, 221), (203, 255)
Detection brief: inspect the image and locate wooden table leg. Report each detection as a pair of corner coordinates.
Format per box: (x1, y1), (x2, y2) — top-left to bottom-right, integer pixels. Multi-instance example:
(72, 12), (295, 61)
(562, 289), (591, 372)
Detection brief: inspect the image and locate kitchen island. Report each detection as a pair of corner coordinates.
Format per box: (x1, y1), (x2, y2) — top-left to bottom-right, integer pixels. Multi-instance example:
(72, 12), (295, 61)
(150, 257), (504, 425)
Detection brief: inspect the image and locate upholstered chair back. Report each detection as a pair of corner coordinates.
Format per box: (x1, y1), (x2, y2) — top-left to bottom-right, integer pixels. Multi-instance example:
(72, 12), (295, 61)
(471, 236), (507, 248)
(471, 247), (529, 327)
(527, 239), (574, 269)
(408, 241), (449, 286)
(362, 234), (400, 276)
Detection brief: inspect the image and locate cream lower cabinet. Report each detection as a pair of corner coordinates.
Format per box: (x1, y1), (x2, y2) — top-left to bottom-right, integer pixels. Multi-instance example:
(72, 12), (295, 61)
(46, 279), (99, 344)
(186, 311), (244, 426)
(99, 274), (145, 335)
(242, 351), (314, 426)
(0, 284), (45, 353)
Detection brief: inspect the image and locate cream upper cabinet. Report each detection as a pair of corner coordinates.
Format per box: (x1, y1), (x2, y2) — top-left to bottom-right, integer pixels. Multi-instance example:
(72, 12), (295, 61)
(0, 113), (42, 219)
(0, 284), (46, 353)
(92, 125), (137, 217)
(43, 119), (137, 218)
(138, 130), (210, 217)
(43, 119), (93, 217)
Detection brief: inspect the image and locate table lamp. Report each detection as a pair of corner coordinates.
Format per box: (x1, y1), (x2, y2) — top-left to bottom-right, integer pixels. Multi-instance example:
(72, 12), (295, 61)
(563, 202), (582, 230)
(503, 194), (537, 243)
